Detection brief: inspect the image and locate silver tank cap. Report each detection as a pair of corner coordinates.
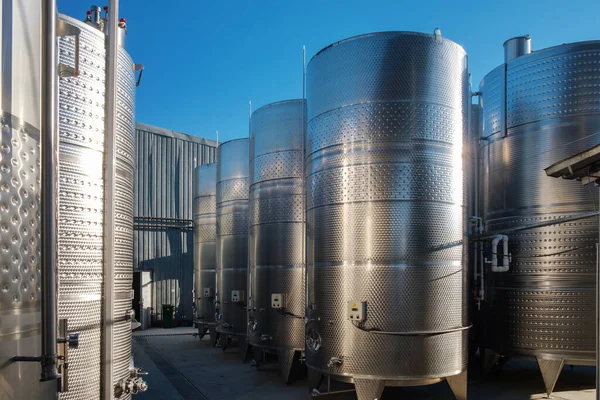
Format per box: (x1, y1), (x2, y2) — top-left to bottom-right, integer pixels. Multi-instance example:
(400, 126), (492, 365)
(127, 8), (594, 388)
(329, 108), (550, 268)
(504, 35), (531, 62)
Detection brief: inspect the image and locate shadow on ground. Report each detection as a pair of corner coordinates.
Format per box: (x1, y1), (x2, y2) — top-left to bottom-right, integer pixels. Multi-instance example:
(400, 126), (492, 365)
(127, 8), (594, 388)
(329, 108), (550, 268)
(132, 329), (595, 400)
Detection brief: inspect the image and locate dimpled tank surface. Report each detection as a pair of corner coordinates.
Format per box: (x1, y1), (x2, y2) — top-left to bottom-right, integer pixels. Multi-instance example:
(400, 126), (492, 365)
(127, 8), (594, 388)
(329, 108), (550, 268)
(248, 100), (306, 377)
(480, 41), (600, 364)
(305, 31), (469, 388)
(194, 164), (217, 330)
(216, 139), (249, 339)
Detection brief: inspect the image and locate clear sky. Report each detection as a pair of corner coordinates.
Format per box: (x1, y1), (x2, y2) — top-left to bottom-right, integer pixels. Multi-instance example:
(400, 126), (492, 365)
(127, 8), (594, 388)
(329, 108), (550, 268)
(57, 0), (599, 143)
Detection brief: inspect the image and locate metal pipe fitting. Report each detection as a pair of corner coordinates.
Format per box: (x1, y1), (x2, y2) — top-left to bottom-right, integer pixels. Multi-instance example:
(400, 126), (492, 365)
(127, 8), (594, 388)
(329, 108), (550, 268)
(40, 0), (59, 383)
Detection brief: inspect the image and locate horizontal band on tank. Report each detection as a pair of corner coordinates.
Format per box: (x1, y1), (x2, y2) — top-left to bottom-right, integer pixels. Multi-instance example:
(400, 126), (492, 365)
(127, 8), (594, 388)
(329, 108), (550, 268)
(59, 294), (102, 301)
(351, 323), (471, 336)
(0, 110), (41, 139)
(219, 268), (249, 272)
(306, 102), (464, 155)
(306, 365), (465, 382)
(0, 305), (40, 315)
(308, 30), (466, 61)
(249, 220), (305, 228)
(253, 264), (305, 270)
(310, 261), (463, 268)
(307, 198), (464, 212)
(0, 325), (40, 339)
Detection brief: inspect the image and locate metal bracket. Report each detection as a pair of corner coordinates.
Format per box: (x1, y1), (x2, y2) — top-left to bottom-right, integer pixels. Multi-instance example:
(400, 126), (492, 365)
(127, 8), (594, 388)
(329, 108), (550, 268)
(57, 318), (80, 392)
(11, 319), (78, 392)
(56, 19), (81, 78)
(134, 64), (144, 87)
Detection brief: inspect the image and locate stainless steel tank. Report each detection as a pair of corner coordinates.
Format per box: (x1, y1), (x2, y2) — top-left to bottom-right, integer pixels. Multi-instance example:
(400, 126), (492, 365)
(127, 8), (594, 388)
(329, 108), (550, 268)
(193, 163), (217, 342)
(0, 1), (55, 398)
(479, 38), (600, 396)
(56, 12), (140, 399)
(215, 139), (250, 355)
(305, 31), (469, 400)
(248, 100), (305, 381)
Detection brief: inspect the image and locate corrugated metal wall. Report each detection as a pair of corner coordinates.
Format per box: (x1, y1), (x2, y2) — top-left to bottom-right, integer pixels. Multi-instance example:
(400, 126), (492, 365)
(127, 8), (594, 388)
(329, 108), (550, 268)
(134, 122), (217, 323)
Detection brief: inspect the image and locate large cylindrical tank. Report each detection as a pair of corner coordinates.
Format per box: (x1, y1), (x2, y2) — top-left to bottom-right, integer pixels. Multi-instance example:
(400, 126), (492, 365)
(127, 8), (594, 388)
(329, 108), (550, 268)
(248, 100), (305, 380)
(305, 32), (469, 399)
(193, 163), (217, 340)
(216, 139), (249, 350)
(0, 1), (55, 399)
(479, 39), (600, 392)
(56, 13), (137, 399)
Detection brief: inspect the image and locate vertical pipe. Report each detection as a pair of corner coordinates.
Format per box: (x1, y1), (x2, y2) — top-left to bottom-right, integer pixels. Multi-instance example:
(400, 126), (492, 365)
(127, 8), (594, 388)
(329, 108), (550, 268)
(40, 0), (59, 383)
(302, 45), (307, 313)
(596, 239), (599, 400)
(103, 0), (119, 397)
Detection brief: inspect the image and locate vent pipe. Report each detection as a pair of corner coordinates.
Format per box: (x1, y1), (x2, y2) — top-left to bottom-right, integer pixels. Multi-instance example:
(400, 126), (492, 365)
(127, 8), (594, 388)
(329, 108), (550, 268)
(504, 35), (531, 62)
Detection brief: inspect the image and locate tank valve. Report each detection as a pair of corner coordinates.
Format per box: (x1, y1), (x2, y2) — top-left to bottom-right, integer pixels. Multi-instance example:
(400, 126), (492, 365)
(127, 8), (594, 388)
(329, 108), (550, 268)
(260, 334), (272, 342)
(327, 356), (343, 368)
(114, 377), (148, 397)
(114, 368), (149, 397)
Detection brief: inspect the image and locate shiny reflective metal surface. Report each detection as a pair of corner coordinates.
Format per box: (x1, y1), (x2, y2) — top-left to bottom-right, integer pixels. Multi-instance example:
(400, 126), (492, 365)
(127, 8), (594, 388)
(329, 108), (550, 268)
(216, 139), (249, 341)
(480, 41), (600, 368)
(305, 32), (468, 398)
(0, 1), (54, 398)
(56, 14), (136, 399)
(193, 163), (217, 336)
(503, 35), (531, 62)
(248, 100), (305, 378)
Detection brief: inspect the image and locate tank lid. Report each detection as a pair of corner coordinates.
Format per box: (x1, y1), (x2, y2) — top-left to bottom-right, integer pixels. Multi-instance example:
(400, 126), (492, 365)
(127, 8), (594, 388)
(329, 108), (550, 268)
(504, 35), (531, 62)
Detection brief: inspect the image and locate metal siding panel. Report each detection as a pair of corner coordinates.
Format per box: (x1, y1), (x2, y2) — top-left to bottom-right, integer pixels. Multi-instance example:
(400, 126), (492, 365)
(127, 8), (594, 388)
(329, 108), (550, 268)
(133, 124), (216, 323)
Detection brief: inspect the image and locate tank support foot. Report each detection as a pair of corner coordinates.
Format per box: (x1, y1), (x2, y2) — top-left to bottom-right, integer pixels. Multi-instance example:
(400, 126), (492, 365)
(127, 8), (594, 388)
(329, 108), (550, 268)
(536, 357), (564, 397)
(482, 348), (499, 376)
(446, 370), (467, 400)
(209, 328), (218, 345)
(307, 368), (322, 391)
(278, 349), (296, 383)
(240, 337), (251, 362)
(196, 326), (207, 340)
(219, 333), (228, 351)
(353, 378), (385, 400)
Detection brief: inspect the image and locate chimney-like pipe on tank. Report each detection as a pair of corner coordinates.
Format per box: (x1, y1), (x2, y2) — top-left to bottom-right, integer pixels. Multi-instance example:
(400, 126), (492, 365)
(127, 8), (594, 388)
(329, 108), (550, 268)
(504, 35), (531, 62)
(90, 5), (101, 23)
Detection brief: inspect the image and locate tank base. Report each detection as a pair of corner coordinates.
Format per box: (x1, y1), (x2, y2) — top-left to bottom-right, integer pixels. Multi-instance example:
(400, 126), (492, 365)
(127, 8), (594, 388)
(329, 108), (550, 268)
(536, 357), (564, 397)
(482, 348), (500, 376)
(278, 349), (304, 384)
(353, 378), (385, 400)
(446, 370), (467, 400)
(307, 367), (466, 399)
(240, 336), (251, 363)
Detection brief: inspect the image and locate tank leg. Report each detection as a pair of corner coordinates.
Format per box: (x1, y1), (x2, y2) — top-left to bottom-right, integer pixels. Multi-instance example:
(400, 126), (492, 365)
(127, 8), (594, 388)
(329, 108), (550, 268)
(353, 378), (385, 400)
(240, 336), (251, 362)
(278, 349), (296, 384)
(219, 333), (228, 351)
(251, 346), (263, 368)
(482, 348), (499, 376)
(196, 325), (206, 340)
(209, 327), (218, 345)
(307, 368), (322, 392)
(536, 357), (564, 397)
(446, 370), (467, 400)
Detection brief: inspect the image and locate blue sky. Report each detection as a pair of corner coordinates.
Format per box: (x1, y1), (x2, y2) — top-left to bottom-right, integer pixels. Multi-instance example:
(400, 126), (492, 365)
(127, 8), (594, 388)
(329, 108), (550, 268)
(57, 0), (599, 143)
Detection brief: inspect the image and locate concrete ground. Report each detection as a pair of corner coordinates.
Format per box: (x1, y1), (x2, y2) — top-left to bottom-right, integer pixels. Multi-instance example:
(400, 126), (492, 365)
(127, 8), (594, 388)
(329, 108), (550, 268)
(132, 328), (596, 400)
